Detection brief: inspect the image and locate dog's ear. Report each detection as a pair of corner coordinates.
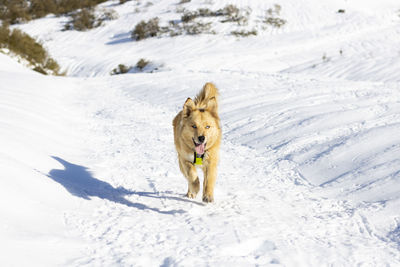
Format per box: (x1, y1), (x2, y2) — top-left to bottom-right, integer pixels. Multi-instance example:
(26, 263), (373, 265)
(206, 97), (218, 113)
(183, 98), (195, 117)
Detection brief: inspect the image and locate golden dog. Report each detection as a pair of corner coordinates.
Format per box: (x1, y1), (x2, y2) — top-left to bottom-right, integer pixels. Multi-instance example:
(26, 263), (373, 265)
(173, 83), (221, 203)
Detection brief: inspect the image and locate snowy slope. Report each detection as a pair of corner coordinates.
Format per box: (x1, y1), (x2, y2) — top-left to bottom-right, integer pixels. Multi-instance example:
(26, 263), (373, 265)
(17, 0), (400, 81)
(1, 0), (400, 266)
(0, 53), (86, 265)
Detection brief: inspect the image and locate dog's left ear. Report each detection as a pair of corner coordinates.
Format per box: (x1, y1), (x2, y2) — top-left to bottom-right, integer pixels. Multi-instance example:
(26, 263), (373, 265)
(183, 98), (195, 117)
(206, 97), (218, 113)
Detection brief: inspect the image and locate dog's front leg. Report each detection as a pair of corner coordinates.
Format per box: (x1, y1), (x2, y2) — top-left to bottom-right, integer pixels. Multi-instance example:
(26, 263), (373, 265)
(179, 158), (200, 198)
(202, 160), (218, 203)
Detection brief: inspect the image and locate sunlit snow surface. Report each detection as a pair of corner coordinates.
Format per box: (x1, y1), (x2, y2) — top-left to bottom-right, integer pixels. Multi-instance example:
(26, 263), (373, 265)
(1, 0), (400, 265)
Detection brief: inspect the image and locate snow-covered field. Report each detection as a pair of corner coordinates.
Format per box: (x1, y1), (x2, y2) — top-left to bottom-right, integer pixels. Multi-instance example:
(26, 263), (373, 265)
(1, 0), (400, 265)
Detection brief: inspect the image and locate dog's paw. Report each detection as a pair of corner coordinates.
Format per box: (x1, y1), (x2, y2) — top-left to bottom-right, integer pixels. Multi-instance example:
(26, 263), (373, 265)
(202, 194), (214, 203)
(186, 192), (197, 199)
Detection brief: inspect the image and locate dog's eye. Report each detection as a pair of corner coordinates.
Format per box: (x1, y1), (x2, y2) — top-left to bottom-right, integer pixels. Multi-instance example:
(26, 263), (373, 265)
(205, 126), (210, 129)
(192, 125), (197, 129)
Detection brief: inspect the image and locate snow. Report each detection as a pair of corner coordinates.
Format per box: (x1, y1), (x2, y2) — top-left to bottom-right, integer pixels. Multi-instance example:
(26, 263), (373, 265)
(1, 0), (400, 265)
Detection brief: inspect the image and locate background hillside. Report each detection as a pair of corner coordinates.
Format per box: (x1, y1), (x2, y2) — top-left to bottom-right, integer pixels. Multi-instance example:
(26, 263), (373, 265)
(1, 0), (400, 266)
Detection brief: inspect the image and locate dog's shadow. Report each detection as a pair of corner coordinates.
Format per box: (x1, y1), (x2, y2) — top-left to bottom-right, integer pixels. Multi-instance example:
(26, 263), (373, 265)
(47, 156), (197, 215)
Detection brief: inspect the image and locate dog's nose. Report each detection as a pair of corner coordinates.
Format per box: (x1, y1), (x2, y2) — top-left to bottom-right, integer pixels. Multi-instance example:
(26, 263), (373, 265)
(198, 136), (205, 143)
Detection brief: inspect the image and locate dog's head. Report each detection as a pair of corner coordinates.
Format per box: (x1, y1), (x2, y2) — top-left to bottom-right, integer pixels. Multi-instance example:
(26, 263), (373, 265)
(182, 97), (220, 155)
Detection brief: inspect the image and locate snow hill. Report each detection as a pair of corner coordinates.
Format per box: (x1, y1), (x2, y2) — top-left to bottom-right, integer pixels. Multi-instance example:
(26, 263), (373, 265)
(1, 0), (400, 266)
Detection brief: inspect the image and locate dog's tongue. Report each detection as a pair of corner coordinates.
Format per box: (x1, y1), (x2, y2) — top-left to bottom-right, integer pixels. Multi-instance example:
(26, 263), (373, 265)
(195, 143), (205, 155)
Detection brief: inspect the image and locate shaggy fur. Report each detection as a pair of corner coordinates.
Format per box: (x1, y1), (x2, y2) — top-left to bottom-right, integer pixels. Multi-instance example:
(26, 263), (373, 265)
(173, 83), (222, 202)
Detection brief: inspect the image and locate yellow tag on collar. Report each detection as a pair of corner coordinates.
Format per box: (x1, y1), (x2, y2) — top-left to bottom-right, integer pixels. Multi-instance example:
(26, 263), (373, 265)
(195, 157), (203, 165)
(194, 152), (203, 165)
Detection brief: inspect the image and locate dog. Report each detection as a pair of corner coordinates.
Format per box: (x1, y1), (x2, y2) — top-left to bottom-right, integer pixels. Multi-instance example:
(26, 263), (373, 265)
(173, 82), (221, 203)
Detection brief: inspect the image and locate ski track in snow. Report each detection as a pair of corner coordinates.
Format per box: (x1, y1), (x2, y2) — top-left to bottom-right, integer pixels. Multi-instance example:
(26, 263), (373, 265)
(2, 0), (400, 265)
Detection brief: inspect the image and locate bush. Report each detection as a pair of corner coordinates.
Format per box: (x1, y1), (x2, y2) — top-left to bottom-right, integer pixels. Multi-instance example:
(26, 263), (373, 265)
(0, 23), (10, 44)
(0, 0), (30, 24)
(267, 4), (281, 16)
(181, 11), (198, 23)
(181, 8), (219, 22)
(219, 4), (239, 18)
(264, 4), (286, 28)
(168, 19), (214, 36)
(0, 24), (60, 75)
(264, 17), (286, 28)
(97, 8), (118, 21)
(183, 21), (212, 35)
(197, 8), (218, 17)
(71, 8), (98, 31)
(0, 0), (108, 24)
(131, 18), (161, 41)
(130, 5), (254, 40)
(231, 29), (257, 37)
(64, 8), (117, 31)
(135, 58), (149, 70)
(219, 5), (250, 25)
(110, 60), (154, 75)
(111, 64), (131, 75)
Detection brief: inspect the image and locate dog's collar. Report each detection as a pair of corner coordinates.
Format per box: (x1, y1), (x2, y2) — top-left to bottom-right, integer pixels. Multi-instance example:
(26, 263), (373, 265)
(193, 152), (204, 165)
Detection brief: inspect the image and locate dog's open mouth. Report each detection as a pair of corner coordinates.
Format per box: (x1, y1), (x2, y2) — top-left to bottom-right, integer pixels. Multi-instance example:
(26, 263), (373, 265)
(193, 139), (206, 155)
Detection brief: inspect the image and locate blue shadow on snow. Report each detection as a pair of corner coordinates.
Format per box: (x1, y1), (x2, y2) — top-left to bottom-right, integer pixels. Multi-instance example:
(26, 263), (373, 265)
(105, 32), (132, 45)
(47, 156), (187, 214)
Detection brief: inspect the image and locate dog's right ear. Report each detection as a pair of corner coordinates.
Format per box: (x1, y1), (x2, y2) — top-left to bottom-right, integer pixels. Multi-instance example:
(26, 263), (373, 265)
(183, 98), (195, 117)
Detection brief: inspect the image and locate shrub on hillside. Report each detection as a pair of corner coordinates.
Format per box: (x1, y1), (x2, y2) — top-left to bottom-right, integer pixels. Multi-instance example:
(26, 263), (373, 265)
(180, 8), (219, 22)
(231, 29), (257, 37)
(110, 59), (155, 75)
(183, 21), (212, 35)
(131, 18), (161, 40)
(71, 8), (98, 31)
(111, 64), (132, 75)
(0, 24), (60, 75)
(181, 11), (198, 23)
(219, 4), (250, 25)
(263, 4), (286, 28)
(0, 0), (108, 24)
(135, 58), (149, 70)
(0, 0), (30, 23)
(219, 4), (239, 19)
(64, 8), (117, 31)
(0, 23), (10, 44)
(197, 8), (218, 17)
(130, 5), (254, 40)
(97, 8), (118, 21)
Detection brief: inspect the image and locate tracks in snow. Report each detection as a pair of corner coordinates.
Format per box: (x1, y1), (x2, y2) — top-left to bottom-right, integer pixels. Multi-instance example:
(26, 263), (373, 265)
(58, 73), (400, 266)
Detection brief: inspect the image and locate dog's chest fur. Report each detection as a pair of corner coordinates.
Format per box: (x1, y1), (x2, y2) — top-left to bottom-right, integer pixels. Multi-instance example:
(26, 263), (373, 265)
(182, 151), (196, 163)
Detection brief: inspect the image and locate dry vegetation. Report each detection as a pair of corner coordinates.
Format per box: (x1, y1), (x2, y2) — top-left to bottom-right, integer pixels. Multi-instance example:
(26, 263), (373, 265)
(0, 0), (108, 24)
(131, 17), (161, 40)
(111, 63), (131, 75)
(231, 29), (257, 37)
(63, 8), (117, 31)
(263, 4), (286, 28)
(0, 23), (60, 75)
(131, 4), (255, 41)
(135, 58), (149, 70)
(219, 4), (250, 25)
(110, 59), (152, 75)
(130, 3), (287, 41)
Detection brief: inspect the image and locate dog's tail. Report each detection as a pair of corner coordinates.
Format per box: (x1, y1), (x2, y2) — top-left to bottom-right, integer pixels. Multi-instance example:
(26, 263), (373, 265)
(195, 82), (219, 109)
